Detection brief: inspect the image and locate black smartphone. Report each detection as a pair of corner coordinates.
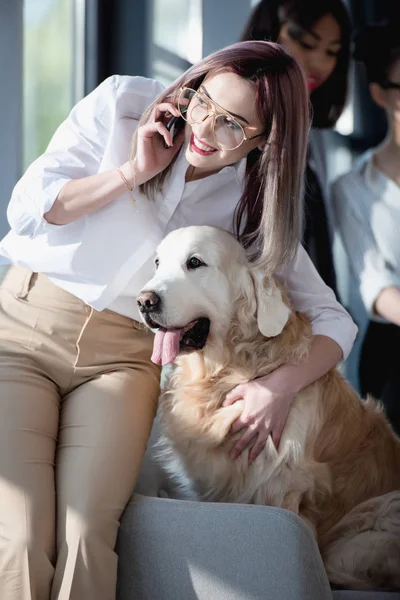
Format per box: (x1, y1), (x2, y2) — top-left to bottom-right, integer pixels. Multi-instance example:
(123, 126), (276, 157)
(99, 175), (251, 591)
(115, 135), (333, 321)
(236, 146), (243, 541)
(163, 115), (185, 148)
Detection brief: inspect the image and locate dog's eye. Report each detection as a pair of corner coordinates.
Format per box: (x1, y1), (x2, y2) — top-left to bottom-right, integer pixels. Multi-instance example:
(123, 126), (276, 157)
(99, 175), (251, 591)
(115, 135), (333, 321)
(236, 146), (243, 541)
(154, 258), (159, 269)
(187, 257), (205, 270)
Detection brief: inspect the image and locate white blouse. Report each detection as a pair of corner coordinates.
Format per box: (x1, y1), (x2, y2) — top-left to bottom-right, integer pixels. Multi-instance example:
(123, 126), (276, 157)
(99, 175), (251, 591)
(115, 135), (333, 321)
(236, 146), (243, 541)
(333, 151), (400, 321)
(0, 75), (357, 359)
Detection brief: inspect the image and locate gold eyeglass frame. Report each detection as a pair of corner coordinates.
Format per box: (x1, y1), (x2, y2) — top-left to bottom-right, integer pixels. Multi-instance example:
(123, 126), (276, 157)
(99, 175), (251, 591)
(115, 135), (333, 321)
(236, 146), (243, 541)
(176, 86), (264, 151)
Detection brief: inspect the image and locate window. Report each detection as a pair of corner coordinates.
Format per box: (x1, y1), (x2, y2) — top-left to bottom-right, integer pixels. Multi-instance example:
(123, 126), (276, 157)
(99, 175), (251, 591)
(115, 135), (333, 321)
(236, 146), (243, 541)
(152, 0), (202, 85)
(23, 0), (85, 170)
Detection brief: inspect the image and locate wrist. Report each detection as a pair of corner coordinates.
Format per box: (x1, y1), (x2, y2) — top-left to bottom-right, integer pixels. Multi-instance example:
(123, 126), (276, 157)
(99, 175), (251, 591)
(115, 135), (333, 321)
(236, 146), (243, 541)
(116, 162), (139, 208)
(261, 364), (303, 397)
(119, 160), (148, 188)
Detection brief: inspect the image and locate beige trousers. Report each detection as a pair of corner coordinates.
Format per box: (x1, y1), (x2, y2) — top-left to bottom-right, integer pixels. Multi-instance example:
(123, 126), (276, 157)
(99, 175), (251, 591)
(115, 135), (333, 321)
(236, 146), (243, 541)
(0, 266), (161, 600)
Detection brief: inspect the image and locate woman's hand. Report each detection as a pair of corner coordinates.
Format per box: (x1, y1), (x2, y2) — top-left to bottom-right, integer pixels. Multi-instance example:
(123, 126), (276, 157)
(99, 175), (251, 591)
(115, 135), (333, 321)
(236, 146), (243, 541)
(222, 336), (343, 465)
(46, 101), (185, 225)
(134, 101), (185, 184)
(222, 375), (294, 464)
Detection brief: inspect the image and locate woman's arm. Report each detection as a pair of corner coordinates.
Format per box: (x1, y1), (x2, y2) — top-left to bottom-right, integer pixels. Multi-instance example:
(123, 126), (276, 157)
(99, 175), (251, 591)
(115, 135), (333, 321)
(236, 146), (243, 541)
(44, 100), (184, 226)
(276, 244), (358, 360)
(7, 75), (121, 237)
(332, 170), (400, 322)
(7, 75), (182, 235)
(374, 286), (400, 326)
(43, 163), (134, 225)
(223, 243), (355, 463)
(223, 335), (341, 462)
(264, 334), (342, 395)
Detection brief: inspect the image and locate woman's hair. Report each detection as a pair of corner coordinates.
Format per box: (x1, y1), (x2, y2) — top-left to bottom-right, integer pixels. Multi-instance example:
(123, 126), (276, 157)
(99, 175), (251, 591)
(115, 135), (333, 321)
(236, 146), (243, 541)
(132, 41), (310, 274)
(240, 0), (352, 128)
(353, 22), (400, 85)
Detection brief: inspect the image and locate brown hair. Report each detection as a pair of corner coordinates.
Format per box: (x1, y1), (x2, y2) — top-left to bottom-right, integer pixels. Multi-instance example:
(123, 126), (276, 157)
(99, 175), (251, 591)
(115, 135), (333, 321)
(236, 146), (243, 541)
(240, 0), (352, 129)
(132, 41), (310, 274)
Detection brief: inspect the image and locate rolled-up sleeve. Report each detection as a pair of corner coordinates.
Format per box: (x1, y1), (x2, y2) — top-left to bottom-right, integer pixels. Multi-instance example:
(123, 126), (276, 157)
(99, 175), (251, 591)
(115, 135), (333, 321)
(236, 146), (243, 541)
(7, 75), (119, 238)
(332, 174), (400, 318)
(276, 245), (358, 360)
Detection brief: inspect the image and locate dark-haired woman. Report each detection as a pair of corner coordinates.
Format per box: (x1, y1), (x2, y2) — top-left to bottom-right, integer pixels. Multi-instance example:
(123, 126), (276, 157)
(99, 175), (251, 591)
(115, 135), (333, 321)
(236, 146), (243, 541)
(333, 23), (400, 435)
(241, 0), (352, 297)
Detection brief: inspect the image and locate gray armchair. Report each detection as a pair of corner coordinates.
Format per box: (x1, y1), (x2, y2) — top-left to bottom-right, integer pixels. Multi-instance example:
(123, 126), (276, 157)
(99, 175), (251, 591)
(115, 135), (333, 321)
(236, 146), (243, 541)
(116, 416), (400, 600)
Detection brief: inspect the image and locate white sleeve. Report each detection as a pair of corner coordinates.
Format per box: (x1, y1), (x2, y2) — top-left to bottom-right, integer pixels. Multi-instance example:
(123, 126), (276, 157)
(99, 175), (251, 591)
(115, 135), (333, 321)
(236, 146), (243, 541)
(332, 173), (400, 317)
(7, 75), (120, 238)
(276, 244), (358, 360)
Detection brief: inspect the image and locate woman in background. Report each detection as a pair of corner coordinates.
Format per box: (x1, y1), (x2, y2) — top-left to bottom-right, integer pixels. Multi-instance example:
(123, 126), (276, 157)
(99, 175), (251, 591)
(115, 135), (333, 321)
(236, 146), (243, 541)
(333, 23), (400, 435)
(241, 0), (352, 297)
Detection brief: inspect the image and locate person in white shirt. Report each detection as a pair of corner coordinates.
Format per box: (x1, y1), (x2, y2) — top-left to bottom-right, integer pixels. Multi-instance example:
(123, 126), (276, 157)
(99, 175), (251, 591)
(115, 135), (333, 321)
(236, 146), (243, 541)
(332, 24), (400, 435)
(0, 40), (357, 600)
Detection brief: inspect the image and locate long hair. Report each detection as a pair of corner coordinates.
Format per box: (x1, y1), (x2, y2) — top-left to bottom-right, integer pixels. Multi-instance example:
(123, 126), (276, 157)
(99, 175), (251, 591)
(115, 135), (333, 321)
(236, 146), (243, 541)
(132, 41), (310, 274)
(240, 0), (352, 128)
(353, 22), (400, 85)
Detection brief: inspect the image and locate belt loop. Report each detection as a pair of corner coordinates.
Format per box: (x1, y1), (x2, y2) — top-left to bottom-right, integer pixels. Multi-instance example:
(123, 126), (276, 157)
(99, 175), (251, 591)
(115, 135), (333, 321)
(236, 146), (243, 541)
(14, 270), (35, 300)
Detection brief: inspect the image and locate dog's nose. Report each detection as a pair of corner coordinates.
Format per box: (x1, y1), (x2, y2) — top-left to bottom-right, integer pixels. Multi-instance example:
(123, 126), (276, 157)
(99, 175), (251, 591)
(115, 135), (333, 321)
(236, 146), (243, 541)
(136, 291), (160, 312)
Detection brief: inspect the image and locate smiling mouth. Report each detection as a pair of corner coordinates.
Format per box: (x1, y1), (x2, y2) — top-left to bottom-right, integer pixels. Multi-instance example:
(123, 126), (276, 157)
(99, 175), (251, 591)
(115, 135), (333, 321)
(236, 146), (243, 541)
(307, 76), (322, 92)
(144, 316), (211, 365)
(190, 133), (217, 155)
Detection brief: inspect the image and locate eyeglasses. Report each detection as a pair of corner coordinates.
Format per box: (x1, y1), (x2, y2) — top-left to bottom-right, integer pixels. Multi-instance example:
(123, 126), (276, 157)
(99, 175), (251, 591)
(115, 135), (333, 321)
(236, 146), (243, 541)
(176, 87), (264, 151)
(381, 81), (400, 91)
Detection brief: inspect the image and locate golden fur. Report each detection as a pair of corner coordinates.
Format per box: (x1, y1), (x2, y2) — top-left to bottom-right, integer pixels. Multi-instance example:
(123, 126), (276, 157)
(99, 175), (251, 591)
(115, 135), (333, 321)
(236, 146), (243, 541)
(155, 253), (400, 591)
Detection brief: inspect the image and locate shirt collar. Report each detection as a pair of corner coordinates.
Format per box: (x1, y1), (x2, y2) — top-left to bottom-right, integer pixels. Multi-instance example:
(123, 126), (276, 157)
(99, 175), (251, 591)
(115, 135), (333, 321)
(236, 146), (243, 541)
(175, 144), (247, 185)
(361, 150), (400, 201)
(363, 152), (381, 189)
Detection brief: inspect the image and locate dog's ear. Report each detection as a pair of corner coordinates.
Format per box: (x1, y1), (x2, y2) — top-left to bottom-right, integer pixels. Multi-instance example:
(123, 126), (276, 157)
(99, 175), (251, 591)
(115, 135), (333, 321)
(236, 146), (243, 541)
(251, 268), (290, 337)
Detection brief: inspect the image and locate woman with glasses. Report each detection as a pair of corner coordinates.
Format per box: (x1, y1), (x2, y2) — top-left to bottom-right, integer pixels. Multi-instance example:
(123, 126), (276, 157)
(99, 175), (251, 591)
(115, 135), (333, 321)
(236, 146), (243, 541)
(333, 23), (400, 436)
(240, 0), (352, 299)
(0, 41), (356, 600)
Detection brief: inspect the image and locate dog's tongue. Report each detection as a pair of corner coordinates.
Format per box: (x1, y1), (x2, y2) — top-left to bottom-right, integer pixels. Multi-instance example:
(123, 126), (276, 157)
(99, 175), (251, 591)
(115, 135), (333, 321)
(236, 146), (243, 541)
(151, 327), (182, 366)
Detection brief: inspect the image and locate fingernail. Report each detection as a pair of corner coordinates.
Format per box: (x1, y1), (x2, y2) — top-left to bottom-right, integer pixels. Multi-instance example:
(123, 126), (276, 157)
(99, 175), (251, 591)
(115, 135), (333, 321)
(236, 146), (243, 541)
(230, 452), (237, 460)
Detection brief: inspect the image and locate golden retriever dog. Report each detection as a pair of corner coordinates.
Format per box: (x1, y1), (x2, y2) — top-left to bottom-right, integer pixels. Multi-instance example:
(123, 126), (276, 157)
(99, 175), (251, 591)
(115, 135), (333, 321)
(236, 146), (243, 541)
(136, 225), (400, 591)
